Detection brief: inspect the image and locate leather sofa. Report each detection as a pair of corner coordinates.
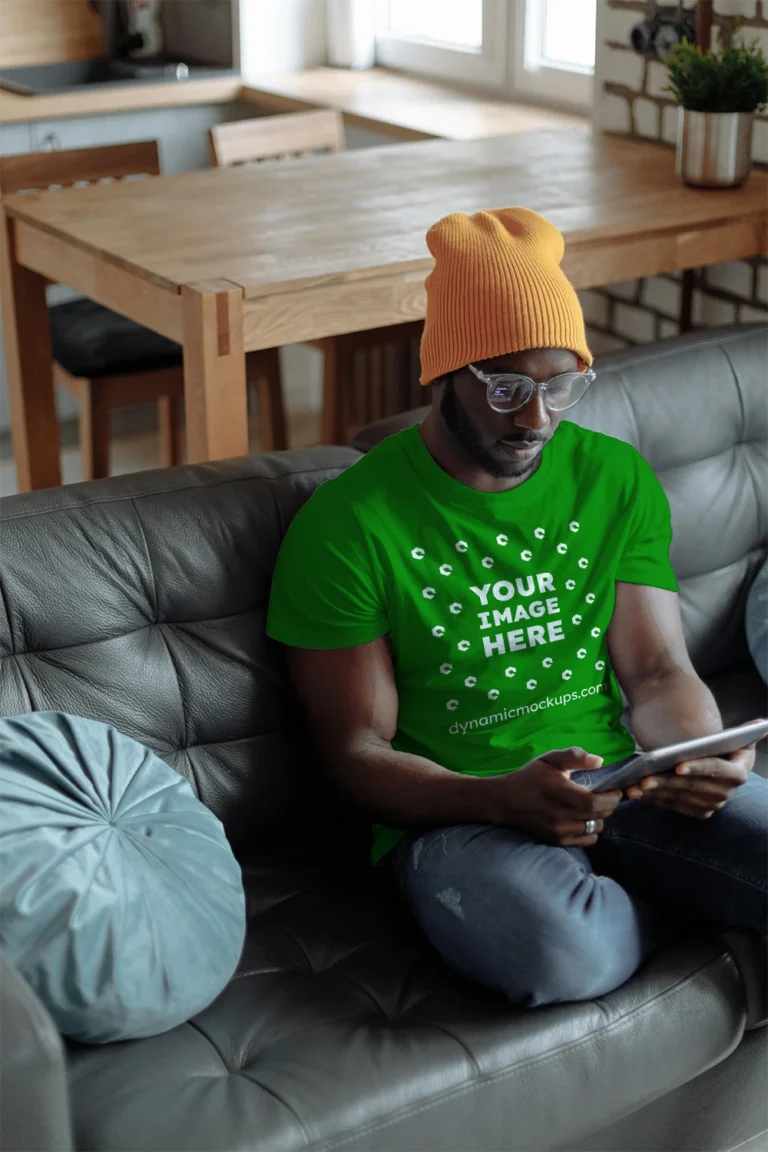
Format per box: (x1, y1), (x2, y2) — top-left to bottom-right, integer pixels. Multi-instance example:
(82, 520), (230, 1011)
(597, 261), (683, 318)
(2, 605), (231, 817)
(1, 325), (766, 1152)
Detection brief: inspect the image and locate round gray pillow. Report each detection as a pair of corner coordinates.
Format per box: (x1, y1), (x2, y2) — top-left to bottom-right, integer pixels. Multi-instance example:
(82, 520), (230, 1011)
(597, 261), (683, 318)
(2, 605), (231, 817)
(0, 712), (246, 1044)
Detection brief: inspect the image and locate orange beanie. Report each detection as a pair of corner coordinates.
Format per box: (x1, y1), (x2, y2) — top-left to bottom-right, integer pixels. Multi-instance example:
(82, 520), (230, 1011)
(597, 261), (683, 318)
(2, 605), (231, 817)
(419, 206), (592, 384)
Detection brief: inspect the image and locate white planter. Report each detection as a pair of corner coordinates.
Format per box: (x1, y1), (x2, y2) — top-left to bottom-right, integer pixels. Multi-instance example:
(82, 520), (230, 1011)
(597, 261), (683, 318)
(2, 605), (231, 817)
(326, 0), (376, 70)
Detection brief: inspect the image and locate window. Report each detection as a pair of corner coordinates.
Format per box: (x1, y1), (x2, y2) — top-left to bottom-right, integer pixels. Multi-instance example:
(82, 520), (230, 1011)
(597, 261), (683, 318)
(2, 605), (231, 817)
(516, 0), (596, 107)
(386, 0), (482, 49)
(375, 0), (596, 110)
(375, 0), (508, 88)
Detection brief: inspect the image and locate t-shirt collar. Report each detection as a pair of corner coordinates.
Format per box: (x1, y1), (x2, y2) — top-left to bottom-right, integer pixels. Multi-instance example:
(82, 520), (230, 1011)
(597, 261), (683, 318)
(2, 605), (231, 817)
(397, 422), (561, 512)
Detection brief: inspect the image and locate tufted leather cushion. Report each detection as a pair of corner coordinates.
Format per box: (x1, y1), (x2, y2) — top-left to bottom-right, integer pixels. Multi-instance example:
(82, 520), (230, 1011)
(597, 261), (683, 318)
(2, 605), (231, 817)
(0, 451), (370, 867)
(50, 299), (181, 379)
(63, 861), (748, 1152)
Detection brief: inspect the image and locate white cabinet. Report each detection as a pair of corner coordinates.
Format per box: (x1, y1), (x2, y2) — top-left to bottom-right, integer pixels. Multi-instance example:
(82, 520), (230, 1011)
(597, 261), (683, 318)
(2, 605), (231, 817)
(30, 100), (256, 173)
(0, 122), (34, 157)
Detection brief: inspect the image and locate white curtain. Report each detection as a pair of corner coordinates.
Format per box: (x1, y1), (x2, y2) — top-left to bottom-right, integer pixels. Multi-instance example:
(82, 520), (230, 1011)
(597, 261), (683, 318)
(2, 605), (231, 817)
(326, 0), (376, 69)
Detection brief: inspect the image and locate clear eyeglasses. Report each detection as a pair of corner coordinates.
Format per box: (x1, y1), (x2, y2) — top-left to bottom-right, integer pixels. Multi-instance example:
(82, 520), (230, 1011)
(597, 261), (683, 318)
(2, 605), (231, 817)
(468, 363), (596, 414)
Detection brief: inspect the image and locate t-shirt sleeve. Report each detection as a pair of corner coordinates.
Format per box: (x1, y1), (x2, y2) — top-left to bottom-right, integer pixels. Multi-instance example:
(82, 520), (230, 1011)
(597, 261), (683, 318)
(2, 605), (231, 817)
(616, 449), (679, 592)
(266, 482), (388, 649)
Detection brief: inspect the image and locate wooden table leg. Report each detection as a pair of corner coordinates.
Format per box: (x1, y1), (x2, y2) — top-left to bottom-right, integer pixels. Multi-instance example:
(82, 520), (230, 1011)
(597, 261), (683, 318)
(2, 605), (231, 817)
(181, 280), (249, 463)
(0, 209), (61, 491)
(157, 396), (184, 467)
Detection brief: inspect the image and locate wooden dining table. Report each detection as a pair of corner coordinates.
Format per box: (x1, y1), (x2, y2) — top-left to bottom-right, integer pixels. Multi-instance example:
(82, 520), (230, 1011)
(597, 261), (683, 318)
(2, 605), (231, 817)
(2, 128), (766, 491)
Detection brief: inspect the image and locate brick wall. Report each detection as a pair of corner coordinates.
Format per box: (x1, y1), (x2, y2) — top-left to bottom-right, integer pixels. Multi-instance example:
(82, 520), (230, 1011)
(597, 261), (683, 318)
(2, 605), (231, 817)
(584, 0), (768, 352)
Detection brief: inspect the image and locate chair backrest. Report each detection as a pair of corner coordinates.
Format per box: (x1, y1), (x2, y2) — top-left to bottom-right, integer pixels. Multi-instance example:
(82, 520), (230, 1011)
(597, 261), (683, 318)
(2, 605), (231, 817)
(0, 141), (160, 196)
(210, 110), (345, 168)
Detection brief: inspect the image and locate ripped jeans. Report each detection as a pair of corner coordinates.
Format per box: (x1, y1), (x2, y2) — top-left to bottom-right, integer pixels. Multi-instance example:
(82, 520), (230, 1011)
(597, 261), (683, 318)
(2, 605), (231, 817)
(380, 766), (768, 1007)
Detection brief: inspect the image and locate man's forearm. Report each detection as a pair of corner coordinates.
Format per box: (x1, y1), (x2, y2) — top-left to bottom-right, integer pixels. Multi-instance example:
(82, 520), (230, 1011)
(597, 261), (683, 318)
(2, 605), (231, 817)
(330, 738), (497, 828)
(629, 668), (722, 751)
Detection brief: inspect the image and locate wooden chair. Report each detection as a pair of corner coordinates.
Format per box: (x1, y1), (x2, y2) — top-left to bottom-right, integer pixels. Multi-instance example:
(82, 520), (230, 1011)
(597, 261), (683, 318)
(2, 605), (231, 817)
(0, 142), (289, 478)
(210, 111), (424, 445)
(0, 142), (185, 479)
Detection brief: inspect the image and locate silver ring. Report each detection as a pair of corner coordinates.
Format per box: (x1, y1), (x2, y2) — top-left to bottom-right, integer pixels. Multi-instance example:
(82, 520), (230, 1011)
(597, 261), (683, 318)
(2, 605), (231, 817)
(585, 819), (598, 835)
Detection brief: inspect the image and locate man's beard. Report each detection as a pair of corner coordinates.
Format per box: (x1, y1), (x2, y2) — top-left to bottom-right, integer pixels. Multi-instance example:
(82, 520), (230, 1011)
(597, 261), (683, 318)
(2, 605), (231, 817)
(440, 377), (542, 479)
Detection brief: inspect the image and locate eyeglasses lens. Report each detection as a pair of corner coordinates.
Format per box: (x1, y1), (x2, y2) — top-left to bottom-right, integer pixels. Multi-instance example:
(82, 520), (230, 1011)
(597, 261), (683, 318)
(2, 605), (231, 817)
(488, 373), (591, 413)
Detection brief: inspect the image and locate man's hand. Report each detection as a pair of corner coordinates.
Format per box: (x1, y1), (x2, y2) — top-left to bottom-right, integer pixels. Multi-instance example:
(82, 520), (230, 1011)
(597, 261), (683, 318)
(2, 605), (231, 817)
(486, 746), (622, 847)
(625, 746), (755, 818)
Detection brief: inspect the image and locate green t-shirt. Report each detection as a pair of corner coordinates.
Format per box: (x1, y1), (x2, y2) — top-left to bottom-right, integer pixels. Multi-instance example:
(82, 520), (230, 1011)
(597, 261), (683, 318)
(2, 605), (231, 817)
(267, 421), (678, 864)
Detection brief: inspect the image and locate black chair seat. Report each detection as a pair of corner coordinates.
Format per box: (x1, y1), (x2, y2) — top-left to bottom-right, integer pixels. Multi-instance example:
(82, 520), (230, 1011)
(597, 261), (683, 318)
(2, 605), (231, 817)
(50, 299), (182, 380)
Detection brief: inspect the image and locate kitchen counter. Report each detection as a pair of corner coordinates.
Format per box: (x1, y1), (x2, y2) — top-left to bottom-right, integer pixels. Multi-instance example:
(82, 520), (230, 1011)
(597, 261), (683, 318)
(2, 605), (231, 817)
(0, 74), (244, 123)
(240, 67), (588, 141)
(0, 66), (587, 141)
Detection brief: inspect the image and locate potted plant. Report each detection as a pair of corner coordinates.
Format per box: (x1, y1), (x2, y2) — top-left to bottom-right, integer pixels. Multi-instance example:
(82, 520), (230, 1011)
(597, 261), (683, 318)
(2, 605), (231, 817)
(664, 22), (768, 187)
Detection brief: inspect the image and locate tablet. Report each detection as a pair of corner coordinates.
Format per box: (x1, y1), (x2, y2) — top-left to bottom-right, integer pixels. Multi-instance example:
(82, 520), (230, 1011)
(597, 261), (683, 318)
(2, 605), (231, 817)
(589, 718), (768, 793)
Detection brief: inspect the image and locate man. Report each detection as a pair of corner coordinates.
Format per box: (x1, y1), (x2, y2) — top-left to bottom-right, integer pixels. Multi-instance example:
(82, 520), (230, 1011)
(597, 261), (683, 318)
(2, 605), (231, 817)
(267, 207), (766, 1007)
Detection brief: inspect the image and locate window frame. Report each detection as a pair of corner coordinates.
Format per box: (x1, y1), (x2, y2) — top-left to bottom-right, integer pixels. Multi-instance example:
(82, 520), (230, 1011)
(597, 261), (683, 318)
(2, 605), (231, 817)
(512, 0), (594, 111)
(374, 0), (508, 90)
(373, 0), (595, 111)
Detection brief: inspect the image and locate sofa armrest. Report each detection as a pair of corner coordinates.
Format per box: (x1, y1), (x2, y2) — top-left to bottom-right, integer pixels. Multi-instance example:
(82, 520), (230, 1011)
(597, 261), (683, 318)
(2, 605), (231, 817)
(719, 930), (768, 1031)
(0, 954), (74, 1152)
